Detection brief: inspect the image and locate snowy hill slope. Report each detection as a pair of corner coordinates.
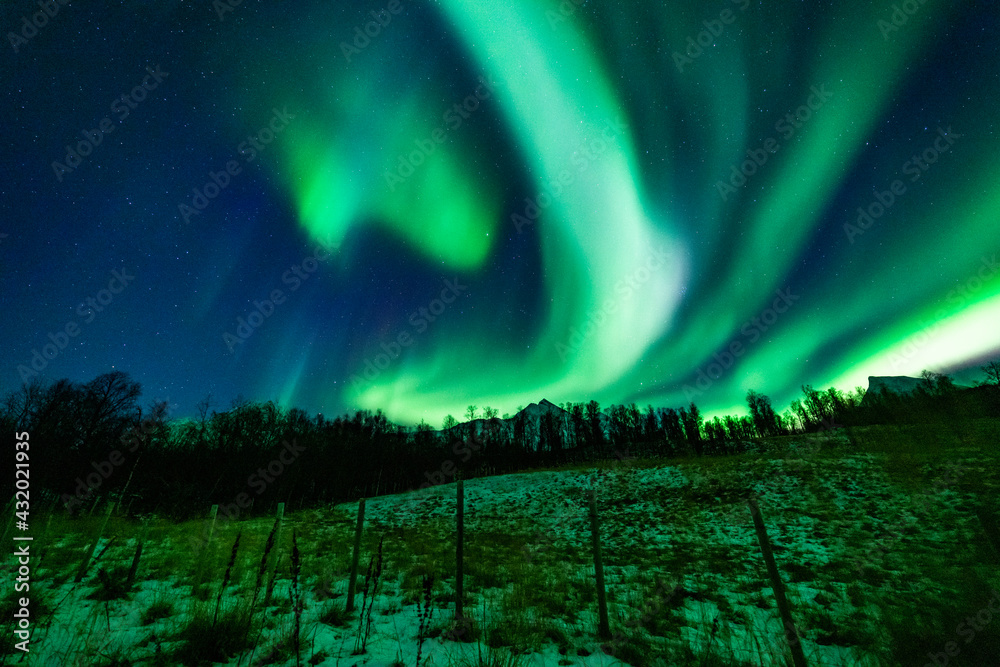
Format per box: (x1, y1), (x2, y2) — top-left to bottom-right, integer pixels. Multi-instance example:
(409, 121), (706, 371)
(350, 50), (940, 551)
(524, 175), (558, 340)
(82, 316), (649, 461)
(7, 426), (999, 666)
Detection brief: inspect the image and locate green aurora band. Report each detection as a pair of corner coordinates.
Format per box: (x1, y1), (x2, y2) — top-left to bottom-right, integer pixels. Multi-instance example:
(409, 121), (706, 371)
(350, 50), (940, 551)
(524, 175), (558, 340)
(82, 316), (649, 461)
(263, 0), (998, 423)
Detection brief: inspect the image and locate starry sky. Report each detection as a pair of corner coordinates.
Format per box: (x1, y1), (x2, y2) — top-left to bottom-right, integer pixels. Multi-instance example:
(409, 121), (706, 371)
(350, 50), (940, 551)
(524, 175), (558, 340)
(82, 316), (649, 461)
(2, 0), (998, 425)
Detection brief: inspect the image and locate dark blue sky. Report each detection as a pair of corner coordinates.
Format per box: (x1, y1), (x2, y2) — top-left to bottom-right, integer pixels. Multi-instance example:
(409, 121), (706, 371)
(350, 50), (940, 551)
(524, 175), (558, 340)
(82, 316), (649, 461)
(2, 0), (997, 424)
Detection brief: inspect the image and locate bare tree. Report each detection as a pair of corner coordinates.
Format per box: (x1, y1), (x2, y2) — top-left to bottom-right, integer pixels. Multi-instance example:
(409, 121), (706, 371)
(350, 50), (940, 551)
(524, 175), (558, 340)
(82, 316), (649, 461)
(585, 400), (603, 448)
(78, 371), (142, 453)
(465, 405), (478, 421)
(442, 414), (458, 430)
(196, 393), (213, 424)
(919, 370), (956, 395)
(2, 379), (46, 425)
(746, 390), (780, 438)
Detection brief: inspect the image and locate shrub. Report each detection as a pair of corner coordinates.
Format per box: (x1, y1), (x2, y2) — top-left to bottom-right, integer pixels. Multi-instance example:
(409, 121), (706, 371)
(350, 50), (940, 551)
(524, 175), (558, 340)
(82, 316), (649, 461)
(141, 599), (174, 626)
(171, 603), (257, 665)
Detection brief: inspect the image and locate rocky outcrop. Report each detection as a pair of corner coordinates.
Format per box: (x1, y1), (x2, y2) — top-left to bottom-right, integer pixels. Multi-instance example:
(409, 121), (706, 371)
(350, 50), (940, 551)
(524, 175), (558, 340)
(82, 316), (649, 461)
(861, 375), (923, 406)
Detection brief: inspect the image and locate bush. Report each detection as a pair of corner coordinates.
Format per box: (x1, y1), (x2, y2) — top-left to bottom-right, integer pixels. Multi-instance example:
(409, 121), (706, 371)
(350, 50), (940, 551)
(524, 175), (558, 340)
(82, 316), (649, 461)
(171, 603), (257, 665)
(318, 601), (353, 627)
(141, 599), (173, 626)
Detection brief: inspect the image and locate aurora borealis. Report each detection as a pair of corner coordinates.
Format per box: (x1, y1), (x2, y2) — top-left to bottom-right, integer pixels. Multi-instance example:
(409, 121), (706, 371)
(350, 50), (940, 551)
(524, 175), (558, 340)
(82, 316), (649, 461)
(2, 0), (998, 424)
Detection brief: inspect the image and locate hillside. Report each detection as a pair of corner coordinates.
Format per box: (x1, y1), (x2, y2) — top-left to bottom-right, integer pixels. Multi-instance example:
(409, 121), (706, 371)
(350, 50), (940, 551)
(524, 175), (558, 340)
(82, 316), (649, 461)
(5, 423), (1000, 666)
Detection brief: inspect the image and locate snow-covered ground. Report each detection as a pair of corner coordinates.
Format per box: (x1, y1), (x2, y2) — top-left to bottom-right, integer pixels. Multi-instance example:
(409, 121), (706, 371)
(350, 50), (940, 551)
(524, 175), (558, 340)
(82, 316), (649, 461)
(4, 431), (999, 666)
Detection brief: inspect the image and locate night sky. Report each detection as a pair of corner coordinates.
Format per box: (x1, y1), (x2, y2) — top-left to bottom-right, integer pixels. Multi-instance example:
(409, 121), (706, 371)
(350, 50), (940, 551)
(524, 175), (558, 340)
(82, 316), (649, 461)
(2, 0), (998, 425)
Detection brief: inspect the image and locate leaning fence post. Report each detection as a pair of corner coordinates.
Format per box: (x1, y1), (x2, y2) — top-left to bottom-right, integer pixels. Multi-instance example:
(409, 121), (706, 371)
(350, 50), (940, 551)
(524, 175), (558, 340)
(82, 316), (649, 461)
(194, 504), (220, 589)
(35, 510), (56, 571)
(126, 518), (150, 591)
(75, 502), (115, 583)
(588, 489), (611, 639)
(263, 502), (285, 607)
(346, 497), (366, 612)
(456, 478), (465, 621)
(205, 504), (219, 552)
(0, 496), (15, 545)
(748, 498), (808, 667)
(88, 494), (101, 516)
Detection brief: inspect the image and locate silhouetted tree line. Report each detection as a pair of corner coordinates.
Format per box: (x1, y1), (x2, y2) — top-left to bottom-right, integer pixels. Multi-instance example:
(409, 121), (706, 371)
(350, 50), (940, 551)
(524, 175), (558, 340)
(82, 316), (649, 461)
(3, 364), (996, 518)
(836, 370), (1000, 427)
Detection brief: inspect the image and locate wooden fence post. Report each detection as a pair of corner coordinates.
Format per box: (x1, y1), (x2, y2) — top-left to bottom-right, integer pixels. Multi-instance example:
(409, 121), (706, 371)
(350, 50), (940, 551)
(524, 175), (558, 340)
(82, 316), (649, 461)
(976, 505), (1000, 559)
(126, 519), (150, 591)
(263, 503), (285, 607)
(88, 494), (101, 516)
(205, 504), (219, 552)
(346, 497), (366, 612)
(456, 478), (465, 621)
(588, 489), (611, 640)
(0, 496), (15, 545)
(194, 504), (220, 589)
(35, 511), (55, 571)
(75, 502), (115, 583)
(748, 498), (808, 667)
